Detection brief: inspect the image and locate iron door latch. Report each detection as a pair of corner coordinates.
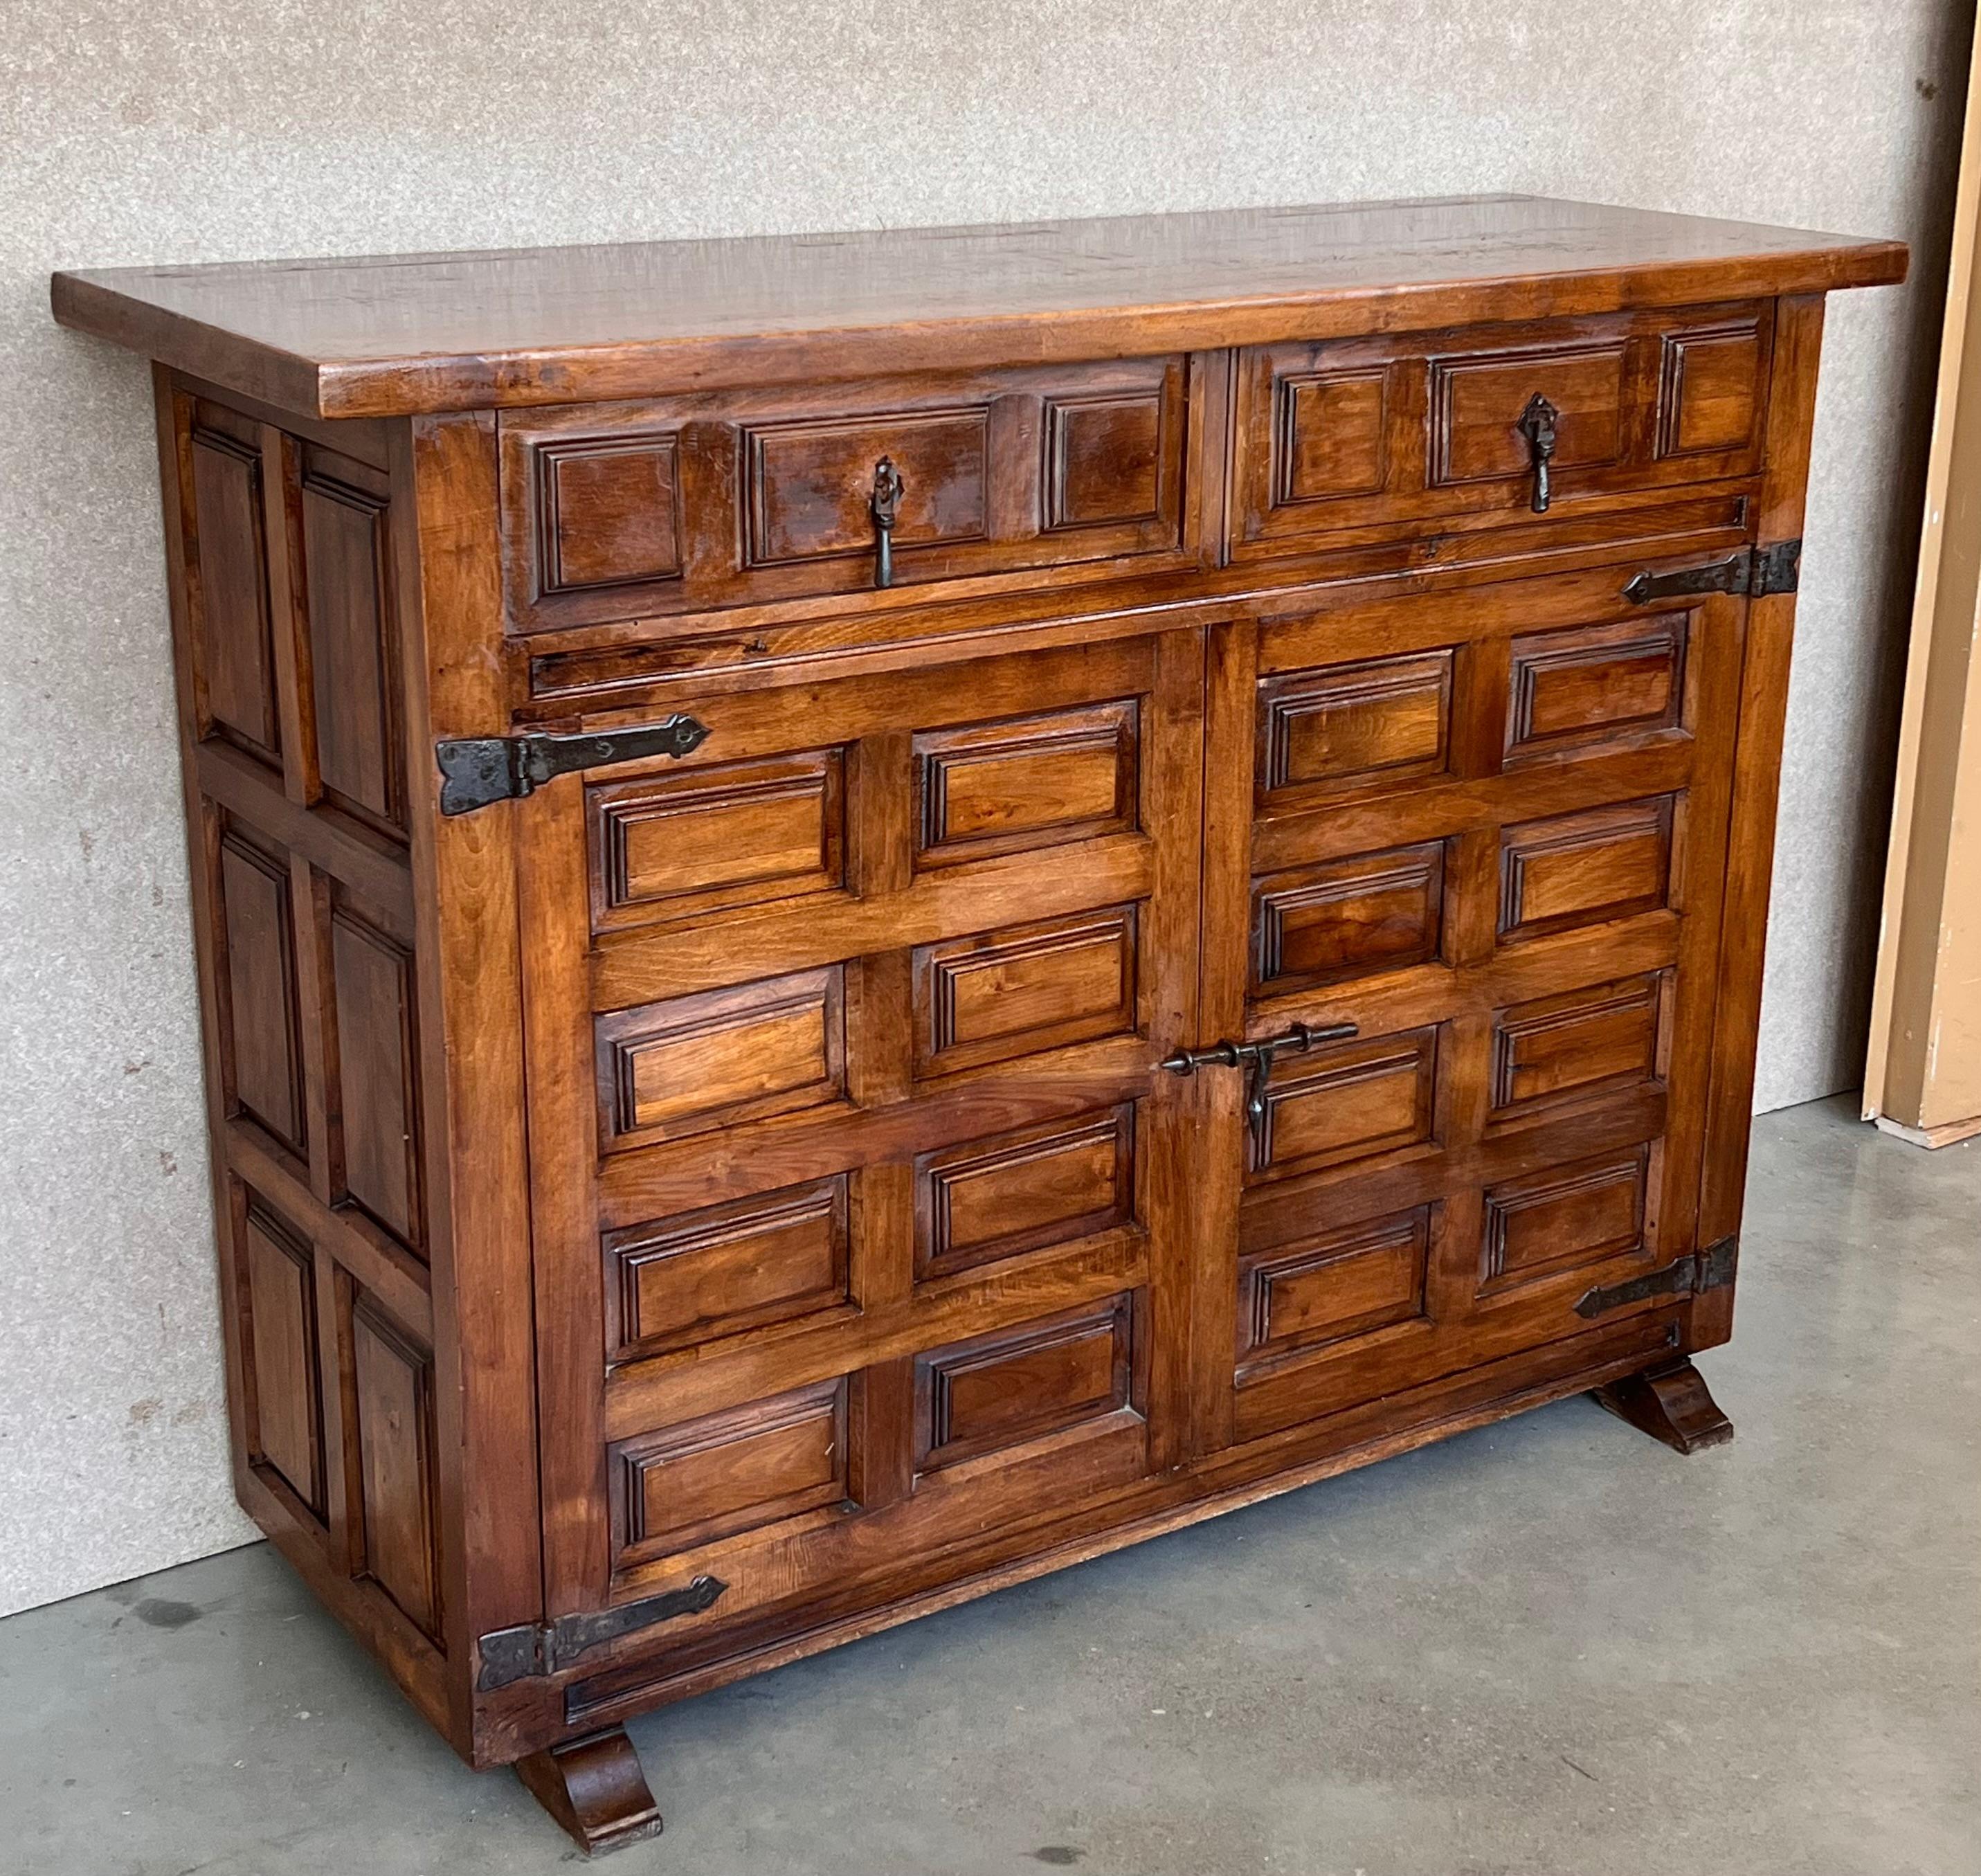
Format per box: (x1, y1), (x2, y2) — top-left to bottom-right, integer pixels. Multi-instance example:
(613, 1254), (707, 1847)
(1572, 1236), (1738, 1320)
(1622, 539), (1802, 605)
(476, 1574), (728, 1690)
(435, 714), (709, 815)
(1160, 1021), (1358, 1155)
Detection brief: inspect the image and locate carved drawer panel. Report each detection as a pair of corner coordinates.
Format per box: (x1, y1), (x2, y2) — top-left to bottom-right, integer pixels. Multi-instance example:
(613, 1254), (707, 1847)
(1231, 301), (1771, 562)
(500, 356), (1195, 635)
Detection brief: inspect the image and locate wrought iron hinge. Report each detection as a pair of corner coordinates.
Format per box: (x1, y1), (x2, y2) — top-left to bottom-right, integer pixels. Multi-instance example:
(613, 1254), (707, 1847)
(1573, 1236), (1738, 1321)
(475, 1575), (727, 1691)
(435, 714), (709, 816)
(1622, 539), (1801, 605)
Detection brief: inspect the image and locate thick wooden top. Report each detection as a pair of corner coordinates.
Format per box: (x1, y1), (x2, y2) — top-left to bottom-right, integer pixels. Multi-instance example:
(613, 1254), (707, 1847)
(53, 193), (1906, 420)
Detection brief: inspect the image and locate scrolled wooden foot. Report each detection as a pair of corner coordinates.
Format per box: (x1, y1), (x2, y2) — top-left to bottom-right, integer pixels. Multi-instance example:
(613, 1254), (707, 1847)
(1591, 1355), (1733, 1454)
(516, 1725), (662, 1857)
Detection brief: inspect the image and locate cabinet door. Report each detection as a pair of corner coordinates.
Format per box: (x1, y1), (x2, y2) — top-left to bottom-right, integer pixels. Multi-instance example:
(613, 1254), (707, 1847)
(1193, 561), (1744, 1450)
(518, 629), (1204, 1659)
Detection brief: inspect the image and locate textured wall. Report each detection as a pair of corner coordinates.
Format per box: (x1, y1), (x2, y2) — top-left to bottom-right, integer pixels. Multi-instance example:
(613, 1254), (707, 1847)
(0, 0), (1966, 1616)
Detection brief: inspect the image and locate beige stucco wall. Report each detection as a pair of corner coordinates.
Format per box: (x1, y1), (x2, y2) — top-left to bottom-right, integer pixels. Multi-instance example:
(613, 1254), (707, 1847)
(0, 0), (1967, 1616)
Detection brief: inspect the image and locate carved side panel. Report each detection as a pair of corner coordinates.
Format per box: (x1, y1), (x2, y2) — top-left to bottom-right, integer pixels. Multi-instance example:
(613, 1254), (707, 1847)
(352, 1298), (442, 1641)
(239, 1193), (324, 1517)
(301, 452), (404, 837)
(330, 902), (424, 1254)
(186, 413), (280, 761)
(215, 821), (306, 1158)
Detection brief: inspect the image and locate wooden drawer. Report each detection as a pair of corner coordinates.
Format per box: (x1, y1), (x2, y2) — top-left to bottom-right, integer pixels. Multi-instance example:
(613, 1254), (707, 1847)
(1229, 302), (1771, 562)
(500, 357), (1198, 635)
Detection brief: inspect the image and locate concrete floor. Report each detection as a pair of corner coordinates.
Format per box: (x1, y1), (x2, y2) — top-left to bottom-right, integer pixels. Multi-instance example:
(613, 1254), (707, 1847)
(3, 1095), (1976, 1876)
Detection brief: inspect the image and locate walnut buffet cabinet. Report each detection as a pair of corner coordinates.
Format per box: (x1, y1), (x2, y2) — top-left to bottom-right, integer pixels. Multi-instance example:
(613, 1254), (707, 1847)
(53, 195), (1906, 1855)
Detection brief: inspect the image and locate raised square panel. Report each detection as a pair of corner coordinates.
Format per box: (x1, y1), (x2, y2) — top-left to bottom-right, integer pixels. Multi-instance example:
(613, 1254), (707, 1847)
(1254, 1027), (1438, 1177)
(1044, 393), (1164, 528)
(1258, 651), (1452, 800)
(1507, 617), (1687, 761)
(1430, 343), (1626, 486)
(302, 459), (404, 837)
(187, 421), (279, 761)
(1253, 841), (1444, 995)
(239, 1193), (323, 1517)
(536, 433), (682, 593)
(1481, 1146), (1650, 1293)
(745, 408), (989, 566)
(1237, 1205), (1431, 1369)
(217, 824), (305, 1158)
(1500, 796), (1676, 943)
(588, 750), (845, 931)
(1491, 973), (1665, 1119)
(914, 702), (1138, 869)
(613, 1378), (846, 1563)
(597, 965), (847, 1146)
(332, 905), (424, 1253)
(352, 1297), (441, 1639)
(1658, 320), (1764, 458)
(1274, 368), (1389, 504)
(914, 906), (1138, 1078)
(916, 1106), (1134, 1280)
(915, 1293), (1137, 1472)
(605, 1178), (849, 1361)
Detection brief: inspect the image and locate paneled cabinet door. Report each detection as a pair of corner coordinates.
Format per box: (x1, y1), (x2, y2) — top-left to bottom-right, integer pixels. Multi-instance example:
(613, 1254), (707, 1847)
(516, 629), (1206, 1661)
(1191, 562), (1746, 1452)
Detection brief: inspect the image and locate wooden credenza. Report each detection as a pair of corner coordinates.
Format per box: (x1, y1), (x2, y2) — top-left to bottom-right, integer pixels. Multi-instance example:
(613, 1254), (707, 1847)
(54, 196), (1906, 1856)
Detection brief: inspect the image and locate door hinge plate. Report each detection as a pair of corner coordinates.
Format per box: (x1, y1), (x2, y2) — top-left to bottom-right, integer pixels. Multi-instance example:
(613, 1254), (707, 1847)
(1573, 1235), (1737, 1321)
(435, 714), (709, 816)
(475, 1574), (728, 1690)
(1622, 539), (1801, 605)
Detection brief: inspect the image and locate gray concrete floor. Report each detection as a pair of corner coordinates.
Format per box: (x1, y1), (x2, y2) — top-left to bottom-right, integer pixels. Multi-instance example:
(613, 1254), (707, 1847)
(3, 1095), (1977, 1876)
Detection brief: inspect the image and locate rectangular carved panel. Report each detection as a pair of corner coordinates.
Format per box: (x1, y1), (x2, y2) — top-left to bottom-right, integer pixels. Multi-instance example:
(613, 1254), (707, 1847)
(1258, 651), (1452, 801)
(1507, 617), (1687, 761)
(916, 1293), (1137, 1472)
(1253, 842), (1445, 995)
(1238, 1205), (1431, 1369)
(914, 702), (1138, 869)
(1658, 319), (1764, 458)
(1491, 974), (1665, 1119)
(1044, 392), (1164, 528)
(1430, 343), (1627, 486)
(1499, 796), (1676, 943)
(1481, 1147), (1651, 1292)
(745, 408), (989, 566)
(613, 1379), (846, 1563)
(1274, 367), (1390, 505)
(588, 750), (845, 931)
(302, 460), (403, 836)
(914, 907), (1138, 1078)
(604, 1178), (849, 1362)
(352, 1299), (441, 1639)
(331, 907), (423, 1252)
(218, 825), (305, 1157)
(536, 432), (682, 593)
(240, 1194), (323, 1517)
(187, 422), (279, 761)
(598, 966), (847, 1146)
(916, 1106), (1135, 1280)
(1255, 1028), (1438, 1177)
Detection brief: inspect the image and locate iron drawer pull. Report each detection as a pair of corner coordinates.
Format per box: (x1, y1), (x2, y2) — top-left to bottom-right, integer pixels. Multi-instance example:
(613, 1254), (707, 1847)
(1517, 393), (1559, 514)
(869, 456), (905, 588)
(1161, 1020), (1359, 1154)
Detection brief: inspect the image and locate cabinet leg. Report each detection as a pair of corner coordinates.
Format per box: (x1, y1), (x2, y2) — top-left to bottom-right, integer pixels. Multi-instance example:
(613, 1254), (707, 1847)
(1591, 1356), (1733, 1454)
(516, 1726), (663, 1857)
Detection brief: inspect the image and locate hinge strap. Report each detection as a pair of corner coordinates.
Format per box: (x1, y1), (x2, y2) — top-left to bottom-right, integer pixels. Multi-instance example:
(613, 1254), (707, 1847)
(1573, 1235), (1737, 1321)
(1622, 539), (1801, 605)
(475, 1574), (728, 1691)
(435, 714), (709, 816)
